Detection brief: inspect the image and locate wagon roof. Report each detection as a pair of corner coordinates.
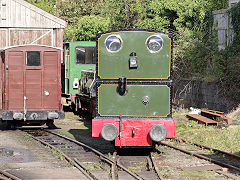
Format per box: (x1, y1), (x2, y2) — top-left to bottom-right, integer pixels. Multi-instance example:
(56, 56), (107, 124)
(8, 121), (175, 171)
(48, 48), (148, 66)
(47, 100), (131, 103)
(0, 44), (62, 51)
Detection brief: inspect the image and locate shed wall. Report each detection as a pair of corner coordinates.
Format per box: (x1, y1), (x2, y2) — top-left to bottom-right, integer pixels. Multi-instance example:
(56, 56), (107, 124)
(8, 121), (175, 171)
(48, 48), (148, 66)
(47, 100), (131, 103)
(213, 9), (234, 50)
(0, 0), (66, 28)
(0, 28), (64, 50)
(0, 0), (66, 51)
(0, 29), (7, 47)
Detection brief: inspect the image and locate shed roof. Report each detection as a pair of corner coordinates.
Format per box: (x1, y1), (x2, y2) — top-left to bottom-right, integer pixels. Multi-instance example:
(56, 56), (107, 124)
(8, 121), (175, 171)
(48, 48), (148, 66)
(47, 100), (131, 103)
(0, 0), (67, 28)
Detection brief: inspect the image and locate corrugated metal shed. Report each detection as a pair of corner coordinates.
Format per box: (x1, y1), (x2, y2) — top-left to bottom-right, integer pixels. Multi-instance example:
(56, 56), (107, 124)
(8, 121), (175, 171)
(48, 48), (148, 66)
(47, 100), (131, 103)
(0, 0), (67, 49)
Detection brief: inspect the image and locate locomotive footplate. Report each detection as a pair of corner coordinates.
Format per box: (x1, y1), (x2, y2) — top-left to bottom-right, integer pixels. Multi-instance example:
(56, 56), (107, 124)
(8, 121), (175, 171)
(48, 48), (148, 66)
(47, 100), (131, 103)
(92, 118), (176, 147)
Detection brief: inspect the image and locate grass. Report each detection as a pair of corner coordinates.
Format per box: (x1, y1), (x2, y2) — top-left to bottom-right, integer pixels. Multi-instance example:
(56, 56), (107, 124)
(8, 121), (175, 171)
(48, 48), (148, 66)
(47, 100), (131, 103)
(58, 131), (74, 139)
(21, 131), (33, 140)
(47, 146), (65, 161)
(174, 109), (240, 155)
(83, 162), (102, 172)
(127, 161), (147, 172)
(178, 170), (220, 180)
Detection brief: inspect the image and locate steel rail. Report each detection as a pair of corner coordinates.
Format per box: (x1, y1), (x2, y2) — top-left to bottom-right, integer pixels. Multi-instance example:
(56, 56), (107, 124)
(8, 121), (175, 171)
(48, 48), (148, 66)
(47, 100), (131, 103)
(146, 156), (153, 171)
(45, 130), (143, 180)
(27, 133), (96, 180)
(174, 137), (240, 160)
(159, 141), (240, 172)
(0, 169), (22, 180)
(150, 152), (164, 180)
(111, 152), (117, 180)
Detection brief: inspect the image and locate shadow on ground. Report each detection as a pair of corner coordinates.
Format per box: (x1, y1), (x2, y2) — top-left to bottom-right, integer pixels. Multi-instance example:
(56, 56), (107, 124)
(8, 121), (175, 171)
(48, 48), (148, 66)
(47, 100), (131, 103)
(68, 116), (115, 154)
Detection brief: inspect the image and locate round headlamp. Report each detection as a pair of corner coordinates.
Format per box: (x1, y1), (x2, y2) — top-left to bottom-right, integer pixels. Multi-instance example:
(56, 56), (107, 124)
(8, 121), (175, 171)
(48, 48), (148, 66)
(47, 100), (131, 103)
(101, 123), (118, 141)
(105, 35), (122, 52)
(146, 35), (163, 53)
(149, 124), (167, 142)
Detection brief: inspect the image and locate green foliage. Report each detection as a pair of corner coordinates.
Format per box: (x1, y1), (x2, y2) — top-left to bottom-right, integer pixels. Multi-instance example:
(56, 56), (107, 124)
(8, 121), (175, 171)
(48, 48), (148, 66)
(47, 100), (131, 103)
(64, 15), (110, 41)
(57, 0), (102, 24)
(215, 2), (240, 105)
(26, 0), (56, 14)
(28, 0), (229, 45)
(227, 2), (240, 56)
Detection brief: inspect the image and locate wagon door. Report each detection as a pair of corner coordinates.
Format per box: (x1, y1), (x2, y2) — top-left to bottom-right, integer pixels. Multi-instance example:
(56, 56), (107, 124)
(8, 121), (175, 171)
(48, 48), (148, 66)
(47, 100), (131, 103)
(25, 51), (42, 110)
(42, 51), (59, 109)
(7, 51), (25, 110)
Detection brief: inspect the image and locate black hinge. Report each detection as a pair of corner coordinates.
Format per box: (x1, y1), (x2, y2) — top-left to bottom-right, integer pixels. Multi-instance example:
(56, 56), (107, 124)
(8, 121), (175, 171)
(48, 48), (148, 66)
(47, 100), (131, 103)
(59, 100), (61, 111)
(6, 65), (8, 75)
(6, 100), (8, 112)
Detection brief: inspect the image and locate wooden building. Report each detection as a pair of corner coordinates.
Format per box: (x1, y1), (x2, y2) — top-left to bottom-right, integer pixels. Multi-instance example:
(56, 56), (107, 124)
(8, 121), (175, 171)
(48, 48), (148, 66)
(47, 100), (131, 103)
(213, 0), (239, 50)
(229, 0), (240, 7)
(0, 0), (67, 49)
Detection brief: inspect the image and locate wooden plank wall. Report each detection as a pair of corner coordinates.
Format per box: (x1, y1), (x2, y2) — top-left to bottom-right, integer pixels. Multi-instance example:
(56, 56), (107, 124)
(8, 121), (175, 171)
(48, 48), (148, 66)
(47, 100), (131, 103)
(213, 9), (234, 50)
(0, 0), (65, 28)
(0, 29), (7, 48)
(9, 29), (52, 46)
(0, 0), (66, 50)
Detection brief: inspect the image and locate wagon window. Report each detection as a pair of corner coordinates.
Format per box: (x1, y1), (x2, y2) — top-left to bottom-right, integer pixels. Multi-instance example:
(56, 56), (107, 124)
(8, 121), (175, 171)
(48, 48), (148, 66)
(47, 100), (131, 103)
(75, 46), (96, 64)
(26, 52), (41, 66)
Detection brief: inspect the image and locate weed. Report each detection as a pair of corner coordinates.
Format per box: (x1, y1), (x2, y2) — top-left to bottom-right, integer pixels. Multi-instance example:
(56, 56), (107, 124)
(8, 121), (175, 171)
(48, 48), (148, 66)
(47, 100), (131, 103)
(84, 162), (102, 172)
(174, 112), (240, 154)
(160, 167), (170, 178)
(45, 146), (65, 161)
(21, 132), (33, 140)
(58, 131), (74, 139)
(179, 170), (216, 179)
(108, 152), (112, 159)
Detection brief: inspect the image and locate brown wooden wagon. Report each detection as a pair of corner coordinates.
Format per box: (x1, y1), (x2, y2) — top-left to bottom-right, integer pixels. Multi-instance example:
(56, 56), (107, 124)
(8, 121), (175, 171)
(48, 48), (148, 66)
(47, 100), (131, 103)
(0, 45), (64, 128)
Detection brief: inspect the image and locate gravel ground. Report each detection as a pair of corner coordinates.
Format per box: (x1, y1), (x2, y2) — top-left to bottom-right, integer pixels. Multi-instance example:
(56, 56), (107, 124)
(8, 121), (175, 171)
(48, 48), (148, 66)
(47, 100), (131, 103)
(0, 112), (238, 179)
(0, 126), (87, 179)
(154, 144), (231, 179)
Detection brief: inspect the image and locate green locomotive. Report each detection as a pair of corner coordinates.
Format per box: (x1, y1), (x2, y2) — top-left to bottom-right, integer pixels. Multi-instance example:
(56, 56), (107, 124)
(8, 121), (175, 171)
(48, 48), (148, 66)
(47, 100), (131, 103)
(62, 41), (96, 110)
(89, 29), (176, 147)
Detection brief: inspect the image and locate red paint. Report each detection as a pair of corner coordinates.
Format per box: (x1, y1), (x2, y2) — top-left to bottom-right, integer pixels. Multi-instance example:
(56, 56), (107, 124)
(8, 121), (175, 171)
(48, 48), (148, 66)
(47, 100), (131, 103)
(92, 118), (176, 147)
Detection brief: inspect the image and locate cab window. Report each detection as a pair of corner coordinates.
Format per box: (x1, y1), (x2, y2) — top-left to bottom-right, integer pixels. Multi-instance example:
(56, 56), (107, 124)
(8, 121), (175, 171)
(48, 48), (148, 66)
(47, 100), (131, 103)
(75, 46), (96, 64)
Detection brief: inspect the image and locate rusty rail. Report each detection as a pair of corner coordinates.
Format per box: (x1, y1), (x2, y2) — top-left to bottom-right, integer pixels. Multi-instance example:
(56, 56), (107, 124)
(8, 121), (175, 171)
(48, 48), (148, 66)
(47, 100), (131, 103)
(159, 141), (240, 172)
(150, 152), (164, 180)
(28, 133), (95, 180)
(27, 130), (143, 180)
(174, 138), (240, 160)
(111, 152), (117, 180)
(0, 169), (22, 180)
(46, 130), (143, 180)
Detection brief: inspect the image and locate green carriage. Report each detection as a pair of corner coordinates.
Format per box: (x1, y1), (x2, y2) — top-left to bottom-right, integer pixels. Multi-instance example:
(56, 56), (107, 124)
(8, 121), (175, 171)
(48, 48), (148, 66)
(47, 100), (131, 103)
(62, 41), (96, 109)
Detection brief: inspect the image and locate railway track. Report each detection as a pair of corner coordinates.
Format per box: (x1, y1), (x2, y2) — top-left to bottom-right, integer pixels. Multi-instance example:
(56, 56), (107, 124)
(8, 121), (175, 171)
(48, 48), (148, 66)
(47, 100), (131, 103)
(24, 129), (163, 180)
(112, 150), (163, 180)
(159, 137), (240, 179)
(0, 169), (21, 180)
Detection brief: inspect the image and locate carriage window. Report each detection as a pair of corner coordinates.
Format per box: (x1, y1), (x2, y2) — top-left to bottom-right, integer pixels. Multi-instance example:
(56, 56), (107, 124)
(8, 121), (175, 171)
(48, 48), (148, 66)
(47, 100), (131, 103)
(75, 47), (96, 64)
(26, 52), (41, 66)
